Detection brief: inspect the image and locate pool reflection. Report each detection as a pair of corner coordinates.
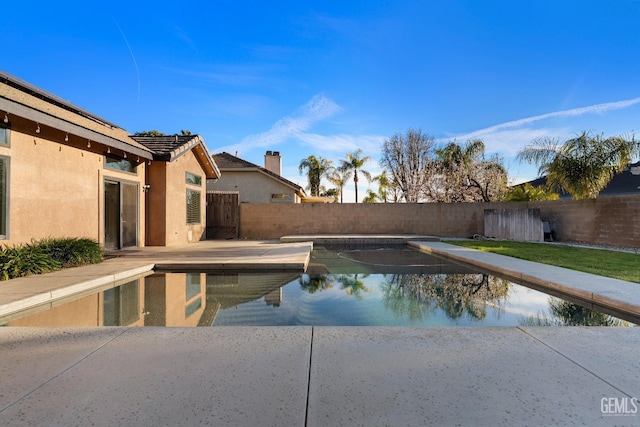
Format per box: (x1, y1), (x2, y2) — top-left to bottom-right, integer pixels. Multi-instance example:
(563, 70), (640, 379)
(2, 247), (634, 327)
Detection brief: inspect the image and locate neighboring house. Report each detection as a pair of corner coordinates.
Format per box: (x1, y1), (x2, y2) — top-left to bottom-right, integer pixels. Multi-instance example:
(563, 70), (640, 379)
(208, 151), (307, 203)
(0, 70), (220, 249)
(132, 135), (220, 246)
(524, 162), (640, 198)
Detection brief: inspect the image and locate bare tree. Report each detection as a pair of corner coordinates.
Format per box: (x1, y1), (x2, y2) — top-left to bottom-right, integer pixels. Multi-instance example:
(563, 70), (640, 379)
(380, 128), (438, 202)
(434, 140), (508, 202)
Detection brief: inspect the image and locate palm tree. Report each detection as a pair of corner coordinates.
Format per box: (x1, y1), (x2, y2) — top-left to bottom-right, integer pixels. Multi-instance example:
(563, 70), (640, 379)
(504, 183), (559, 201)
(298, 155), (333, 197)
(517, 132), (639, 199)
(363, 171), (395, 203)
(326, 168), (352, 203)
(362, 189), (379, 203)
(339, 149), (372, 203)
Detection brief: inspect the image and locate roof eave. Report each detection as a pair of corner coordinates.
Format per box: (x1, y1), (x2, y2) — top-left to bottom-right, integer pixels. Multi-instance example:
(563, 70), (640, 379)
(0, 96), (153, 159)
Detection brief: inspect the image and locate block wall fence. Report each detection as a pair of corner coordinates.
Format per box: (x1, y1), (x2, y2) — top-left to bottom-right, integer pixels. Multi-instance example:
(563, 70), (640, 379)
(238, 194), (640, 249)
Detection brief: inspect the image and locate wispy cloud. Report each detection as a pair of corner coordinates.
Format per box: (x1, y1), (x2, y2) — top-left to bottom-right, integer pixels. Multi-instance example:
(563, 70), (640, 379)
(165, 64), (280, 87)
(450, 97), (640, 156)
(112, 17), (140, 102)
(221, 94), (342, 154)
(454, 97), (640, 141)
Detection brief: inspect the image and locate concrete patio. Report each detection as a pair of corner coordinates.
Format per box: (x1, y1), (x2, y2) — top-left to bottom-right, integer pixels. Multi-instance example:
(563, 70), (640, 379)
(0, 326), (638, 426)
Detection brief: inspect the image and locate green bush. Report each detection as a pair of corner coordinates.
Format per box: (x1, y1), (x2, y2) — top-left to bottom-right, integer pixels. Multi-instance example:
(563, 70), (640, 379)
(37, 237), (103, 267)
(0, 237), (103, 281)
(0, 243), (61, 280)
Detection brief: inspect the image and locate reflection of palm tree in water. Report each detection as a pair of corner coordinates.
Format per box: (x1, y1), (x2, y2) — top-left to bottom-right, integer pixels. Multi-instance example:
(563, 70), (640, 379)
(299, 274), (334, 294)
(337, 274), (371, 299)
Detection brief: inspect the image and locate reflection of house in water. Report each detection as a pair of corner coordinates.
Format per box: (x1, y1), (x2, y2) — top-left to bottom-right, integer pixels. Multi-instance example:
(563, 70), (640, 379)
(199, 273), (297, 325)
(2, 271), (298, 327)
(264, 288), (283, 307)
(4, 272), (206, 327)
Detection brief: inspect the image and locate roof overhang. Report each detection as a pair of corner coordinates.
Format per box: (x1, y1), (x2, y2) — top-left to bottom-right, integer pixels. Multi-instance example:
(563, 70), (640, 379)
(0, 96), (154, 159)
(156, 136), (220, 179)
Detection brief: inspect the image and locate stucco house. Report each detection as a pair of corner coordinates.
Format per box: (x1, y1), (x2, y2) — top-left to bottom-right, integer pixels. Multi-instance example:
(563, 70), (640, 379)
(132, 135), (220, 246)
(0, 70), (219, 249)
(208, 151), (307, 203)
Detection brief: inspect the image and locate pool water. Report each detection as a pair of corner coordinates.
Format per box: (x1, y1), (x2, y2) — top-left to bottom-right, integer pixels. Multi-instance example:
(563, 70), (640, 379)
(2, 247), (634, 327)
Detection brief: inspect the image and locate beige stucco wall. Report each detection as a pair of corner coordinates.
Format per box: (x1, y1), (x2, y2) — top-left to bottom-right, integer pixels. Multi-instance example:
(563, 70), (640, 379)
(239, 195), (640, 248)
(147, 150), (207, 246)
(1, 121), (146, 247)
(207, 170), (300, 203)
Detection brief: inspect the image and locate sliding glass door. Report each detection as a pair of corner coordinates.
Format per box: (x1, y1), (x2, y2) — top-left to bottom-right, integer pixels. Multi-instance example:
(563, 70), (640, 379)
(104, 180), (138, 250)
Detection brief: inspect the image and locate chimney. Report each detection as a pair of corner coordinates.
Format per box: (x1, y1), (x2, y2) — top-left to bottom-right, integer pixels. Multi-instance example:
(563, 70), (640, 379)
(264, 150), (281, 176)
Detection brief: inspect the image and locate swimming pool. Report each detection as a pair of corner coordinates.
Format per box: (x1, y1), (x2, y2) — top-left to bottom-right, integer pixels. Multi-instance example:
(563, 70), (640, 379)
(1, 246), (634, 327)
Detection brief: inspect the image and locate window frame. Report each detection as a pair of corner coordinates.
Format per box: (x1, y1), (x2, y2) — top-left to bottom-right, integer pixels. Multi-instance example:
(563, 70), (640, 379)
(185, 171), (202, 186)
(0, 156), (9, 239)
(0, 122), (11, 147)
(104, 154), (138, 175)
(186, 188), (201, 225)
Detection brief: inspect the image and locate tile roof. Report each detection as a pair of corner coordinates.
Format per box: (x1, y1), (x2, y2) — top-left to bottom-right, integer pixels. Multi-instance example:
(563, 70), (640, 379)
(131, 135), (198, 159)
(212, 151), (259, 169)
(132, 135), (221, 178)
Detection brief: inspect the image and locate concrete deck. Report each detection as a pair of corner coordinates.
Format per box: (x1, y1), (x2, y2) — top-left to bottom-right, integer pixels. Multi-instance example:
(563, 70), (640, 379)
(0, 326), (638, 426)
(1, 238), (639, 426)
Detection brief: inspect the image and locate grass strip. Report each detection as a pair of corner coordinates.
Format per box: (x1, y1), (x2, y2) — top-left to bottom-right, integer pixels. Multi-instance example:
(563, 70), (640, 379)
(443, 240), (640, 283)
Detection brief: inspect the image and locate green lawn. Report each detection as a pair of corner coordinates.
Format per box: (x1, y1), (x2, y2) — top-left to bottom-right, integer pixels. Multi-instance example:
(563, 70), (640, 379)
(443, 240), (640, 283)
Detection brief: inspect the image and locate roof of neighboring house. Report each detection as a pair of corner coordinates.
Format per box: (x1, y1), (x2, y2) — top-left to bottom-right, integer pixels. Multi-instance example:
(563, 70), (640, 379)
(0, 70), (153, 159)
(521, 162), (640, 197)
(212, 152), (306, 195)
(132, 135), (221, 179)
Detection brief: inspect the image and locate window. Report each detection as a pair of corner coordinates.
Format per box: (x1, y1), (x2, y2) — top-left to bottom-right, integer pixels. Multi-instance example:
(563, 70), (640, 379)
(105, 154), (137, 173)
(103, 280), (140, 326)
(186, 172), (202, 185)
(0, 124), (9, 146)
(186, 189), (201, 224)
(185, 298), (202, 318)
(186, 273), (201, 300)
(0, 157), (8, 238)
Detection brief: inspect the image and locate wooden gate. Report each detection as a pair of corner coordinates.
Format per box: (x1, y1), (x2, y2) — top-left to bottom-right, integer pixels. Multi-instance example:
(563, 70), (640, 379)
(206, 192), (239, 239)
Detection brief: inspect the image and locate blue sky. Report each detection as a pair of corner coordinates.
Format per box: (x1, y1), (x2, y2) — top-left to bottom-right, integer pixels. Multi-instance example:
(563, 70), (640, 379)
(4, 1), (640, 201)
